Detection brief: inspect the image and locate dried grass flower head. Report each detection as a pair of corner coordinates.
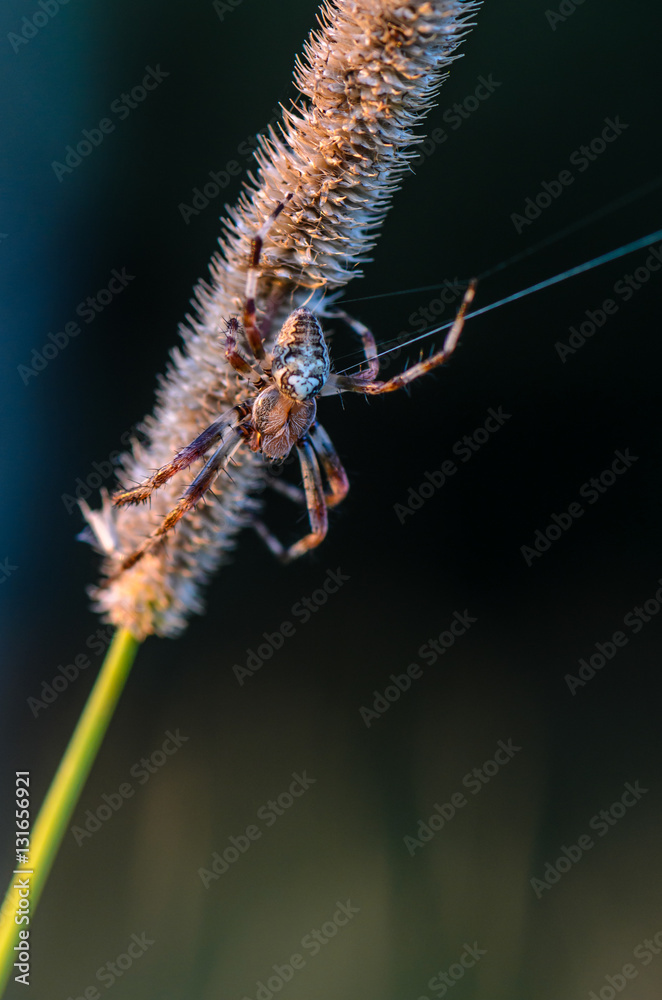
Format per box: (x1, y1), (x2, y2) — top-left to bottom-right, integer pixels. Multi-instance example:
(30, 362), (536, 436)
(81, 0), (482, 640)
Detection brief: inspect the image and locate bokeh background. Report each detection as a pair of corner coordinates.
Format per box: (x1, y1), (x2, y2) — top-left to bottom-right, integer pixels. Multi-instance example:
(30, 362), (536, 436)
(2, 0), (662, 997)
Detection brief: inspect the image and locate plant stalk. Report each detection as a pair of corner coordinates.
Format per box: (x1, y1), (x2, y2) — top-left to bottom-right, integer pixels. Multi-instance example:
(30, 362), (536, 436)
(0, 627), (141, 995)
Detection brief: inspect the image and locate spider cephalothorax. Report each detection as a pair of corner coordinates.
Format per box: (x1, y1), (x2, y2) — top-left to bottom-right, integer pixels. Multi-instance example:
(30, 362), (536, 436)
(104, 199), (475, 578)
(246, 306), (329, 459)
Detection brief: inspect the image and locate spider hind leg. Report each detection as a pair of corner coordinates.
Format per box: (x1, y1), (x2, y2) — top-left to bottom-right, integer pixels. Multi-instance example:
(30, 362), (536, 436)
(254, 436), (328, 564)
(254, 422), (349, 563)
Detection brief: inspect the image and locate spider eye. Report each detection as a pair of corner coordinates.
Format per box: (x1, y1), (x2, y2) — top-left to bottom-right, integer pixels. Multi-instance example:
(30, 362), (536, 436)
(272, 307), (330, 401)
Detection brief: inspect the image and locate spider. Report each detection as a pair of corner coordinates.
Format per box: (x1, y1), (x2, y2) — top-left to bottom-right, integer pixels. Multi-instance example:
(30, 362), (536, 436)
(108, 197), (476, 578)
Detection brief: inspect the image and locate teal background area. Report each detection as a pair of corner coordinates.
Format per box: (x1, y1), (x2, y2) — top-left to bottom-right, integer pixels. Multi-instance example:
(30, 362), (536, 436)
(1, 1), (662, 998)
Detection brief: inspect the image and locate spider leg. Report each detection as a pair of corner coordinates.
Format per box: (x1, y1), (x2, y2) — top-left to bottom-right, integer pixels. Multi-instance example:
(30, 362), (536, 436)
(329, 308), (380, 379)
(106, 429), (245, 580)
(326, 279), (476, 396)
(308, 422), (349, 508)
(267, 477), (306, 505)
(224, 321), (268, 386)
(112, 404), (248, 507)
(253, 436), (328, 564)
(264, 422), (349, 509)
(243, 194), (293, 361)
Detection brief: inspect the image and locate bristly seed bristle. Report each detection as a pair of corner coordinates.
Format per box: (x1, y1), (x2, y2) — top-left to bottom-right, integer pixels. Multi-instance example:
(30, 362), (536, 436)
(82, 0), (481, 640)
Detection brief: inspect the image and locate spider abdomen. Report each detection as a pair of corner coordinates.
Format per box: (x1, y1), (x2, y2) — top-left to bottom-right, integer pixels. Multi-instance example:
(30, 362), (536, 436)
(250, 387), (317, 459)
(271, 307), (330, 401)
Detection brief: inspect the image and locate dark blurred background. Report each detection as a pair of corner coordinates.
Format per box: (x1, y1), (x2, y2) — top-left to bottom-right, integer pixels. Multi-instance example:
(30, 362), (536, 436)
(2, 0), (662, 997)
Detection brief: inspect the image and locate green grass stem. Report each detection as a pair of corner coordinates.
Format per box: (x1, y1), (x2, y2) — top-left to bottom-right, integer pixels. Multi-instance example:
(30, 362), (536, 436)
(0, 627), (141, 995)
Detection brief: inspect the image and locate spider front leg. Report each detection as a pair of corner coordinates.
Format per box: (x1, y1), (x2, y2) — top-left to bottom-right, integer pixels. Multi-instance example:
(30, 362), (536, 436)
(113, 404), (248, 507)
(254, 436), (328, 564)
(243, 194), (293, 361)
(224, 320), (268, 387)
(325, 280), (476, 395)
(105, 428), (245, 581)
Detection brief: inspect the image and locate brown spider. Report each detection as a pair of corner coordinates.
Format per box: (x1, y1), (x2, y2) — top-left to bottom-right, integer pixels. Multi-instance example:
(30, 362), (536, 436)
(109, 198), (476, 576)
